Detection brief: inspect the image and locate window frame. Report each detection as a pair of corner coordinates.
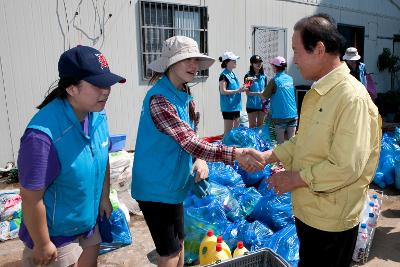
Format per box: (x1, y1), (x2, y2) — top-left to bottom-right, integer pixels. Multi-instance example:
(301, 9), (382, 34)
(139, 0), (209, 80)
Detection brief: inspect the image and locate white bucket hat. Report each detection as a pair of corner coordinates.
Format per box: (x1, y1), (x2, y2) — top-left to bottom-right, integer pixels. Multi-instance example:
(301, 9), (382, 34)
(148, 36), (215, 73)
(343, 47), (361, 61)
(221, 51), (240, 61)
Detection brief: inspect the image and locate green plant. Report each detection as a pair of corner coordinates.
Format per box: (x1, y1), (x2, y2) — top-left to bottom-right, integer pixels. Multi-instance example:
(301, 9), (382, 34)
(377, 48), (400, 90)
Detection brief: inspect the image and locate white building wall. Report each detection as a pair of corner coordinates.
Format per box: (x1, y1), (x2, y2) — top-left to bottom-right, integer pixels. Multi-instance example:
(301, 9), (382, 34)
(0, 0), (399, 166)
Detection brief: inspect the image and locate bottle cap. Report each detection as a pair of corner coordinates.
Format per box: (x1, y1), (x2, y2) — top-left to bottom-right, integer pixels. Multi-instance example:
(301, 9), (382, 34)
(372, 194), (378, 199)
(216, 243), (222, 252)
(237, 241), (244, 249)
(361, 223), (367, 228)
(207, 230), (214, 237)
(217, 236), (223, 243)
(368, 213), (374, 217)
(369, 202), (374, 207)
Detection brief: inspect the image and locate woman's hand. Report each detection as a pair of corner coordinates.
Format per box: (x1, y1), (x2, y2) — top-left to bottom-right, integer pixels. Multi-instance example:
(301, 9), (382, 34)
(235, 148), (266, 172)
(32, 241), (57, 266)
(99, 195), (113, 219)
(192, 159), (209, 183)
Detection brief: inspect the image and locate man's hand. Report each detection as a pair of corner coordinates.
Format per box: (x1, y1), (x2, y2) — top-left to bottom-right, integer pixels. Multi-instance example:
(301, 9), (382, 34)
(262, 150), (279, 164)
(236, 148), (266, 172)
(266, 171), (308, 195)
(192, 159), (209, 183)
(33, 241), (57, 266)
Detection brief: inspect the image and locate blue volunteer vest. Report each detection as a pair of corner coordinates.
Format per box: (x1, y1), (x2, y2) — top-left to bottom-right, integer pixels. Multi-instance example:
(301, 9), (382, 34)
(26, 97), (109, 236)
(358, 63), (367, 87)
(246, 72), (266, 109)
(132, 75), (194, 204)
(270, 71), (298, 119)
(220, 69), (242, 112)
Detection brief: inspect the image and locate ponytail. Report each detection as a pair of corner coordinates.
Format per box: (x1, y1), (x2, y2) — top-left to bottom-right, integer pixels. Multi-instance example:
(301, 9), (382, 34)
(149, 72), (164, 85)
(37, 78), (78, 109)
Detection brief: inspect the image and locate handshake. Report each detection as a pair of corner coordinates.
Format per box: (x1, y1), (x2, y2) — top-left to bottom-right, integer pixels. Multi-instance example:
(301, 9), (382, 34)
(234, 148), (275, 172)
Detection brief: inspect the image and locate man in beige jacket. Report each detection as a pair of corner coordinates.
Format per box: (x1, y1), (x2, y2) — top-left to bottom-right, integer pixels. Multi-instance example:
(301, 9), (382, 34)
(263, 13), (381, 267)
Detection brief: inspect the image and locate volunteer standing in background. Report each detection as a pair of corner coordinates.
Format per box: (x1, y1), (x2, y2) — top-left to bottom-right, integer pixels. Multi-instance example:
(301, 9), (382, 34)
(262, 56), (298, 144)
(218, 52), (248, 135)
(244, 55), (267, 128)
(132, 36), (265, 267)
(343, 47), (368, 87)
(18, 46), (126, 266)
(262, 14), (381, 267)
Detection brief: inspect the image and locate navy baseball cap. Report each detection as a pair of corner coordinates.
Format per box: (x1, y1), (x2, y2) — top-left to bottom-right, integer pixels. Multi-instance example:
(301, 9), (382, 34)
(58, 45), (126, 88)
(250, 55), (263, 63)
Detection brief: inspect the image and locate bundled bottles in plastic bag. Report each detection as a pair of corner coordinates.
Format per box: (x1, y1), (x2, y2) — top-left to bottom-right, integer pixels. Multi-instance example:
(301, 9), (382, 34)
(352, 223), (368, 262)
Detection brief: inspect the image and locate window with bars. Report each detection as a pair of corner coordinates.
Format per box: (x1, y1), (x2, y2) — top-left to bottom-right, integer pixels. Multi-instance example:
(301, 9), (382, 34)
(139, 0), (209, 79)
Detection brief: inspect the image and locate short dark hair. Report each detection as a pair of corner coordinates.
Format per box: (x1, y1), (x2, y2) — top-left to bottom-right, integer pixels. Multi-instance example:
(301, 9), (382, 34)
(294, 13), (346, 56)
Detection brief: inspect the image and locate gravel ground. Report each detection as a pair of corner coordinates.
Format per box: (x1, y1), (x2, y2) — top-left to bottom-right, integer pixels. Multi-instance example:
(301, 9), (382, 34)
(0, 184), (399, 267)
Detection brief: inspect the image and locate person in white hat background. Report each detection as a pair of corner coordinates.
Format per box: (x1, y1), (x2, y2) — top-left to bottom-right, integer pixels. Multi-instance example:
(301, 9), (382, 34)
(262, 56), (298, 144)
(343, 47), (368, 87)
(218, 51), (249, 134)
(243, 55), (268, 128)
(131, 36), (265, 267)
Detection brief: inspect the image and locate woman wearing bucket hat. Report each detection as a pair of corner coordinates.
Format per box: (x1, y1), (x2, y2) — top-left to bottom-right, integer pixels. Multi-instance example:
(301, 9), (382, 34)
(132, 36), (265, 267)
(262, 56), (298, 144)
(343, 47), (367, 87)
(244, 55), (268, 128)
(18, 45), (126, 266)
(218, 51), (248, 134)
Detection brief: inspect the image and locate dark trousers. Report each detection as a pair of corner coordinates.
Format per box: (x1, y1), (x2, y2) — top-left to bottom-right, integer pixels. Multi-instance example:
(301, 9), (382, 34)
(295, 218), (359, 267)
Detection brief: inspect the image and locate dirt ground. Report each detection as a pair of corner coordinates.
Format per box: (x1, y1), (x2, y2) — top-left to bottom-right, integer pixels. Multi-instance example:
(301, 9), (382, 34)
(0, 185), (399, 267)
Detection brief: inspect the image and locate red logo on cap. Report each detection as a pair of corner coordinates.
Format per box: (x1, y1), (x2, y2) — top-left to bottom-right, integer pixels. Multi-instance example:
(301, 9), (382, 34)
(95, 53), (109, 69)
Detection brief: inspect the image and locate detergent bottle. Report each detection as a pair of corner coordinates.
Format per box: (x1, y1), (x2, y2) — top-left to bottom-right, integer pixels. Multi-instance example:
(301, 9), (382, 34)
(233, 241), (248, 257)
(199, 229), (217, 265)
(216, 236), (232, 258)
(213, 243), (230, 263)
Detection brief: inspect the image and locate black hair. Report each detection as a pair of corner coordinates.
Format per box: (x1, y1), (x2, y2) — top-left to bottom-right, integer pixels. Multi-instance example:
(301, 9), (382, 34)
(148, 69), (198, 126)
(37, 78), (79, 109)
(248, 64), (265, 76)
(274, 62), (287, 72)
(219, 56), (231, 68)
(293, 13), (346, 56)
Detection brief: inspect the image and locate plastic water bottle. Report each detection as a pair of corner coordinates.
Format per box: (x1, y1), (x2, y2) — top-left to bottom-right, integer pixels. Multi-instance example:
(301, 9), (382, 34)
(213, 243), (231, 263)
(366, 213), (377, 234)
(372, 194), (381, 216)
(233, 241), (249, 257)
(352, 223), (368, 262)
(199, 229), (217, 265)
(216, 236), (232, 258)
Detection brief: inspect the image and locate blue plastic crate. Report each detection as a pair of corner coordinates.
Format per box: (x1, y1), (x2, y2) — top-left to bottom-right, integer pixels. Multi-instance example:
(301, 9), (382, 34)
(110, 134), (126, 152)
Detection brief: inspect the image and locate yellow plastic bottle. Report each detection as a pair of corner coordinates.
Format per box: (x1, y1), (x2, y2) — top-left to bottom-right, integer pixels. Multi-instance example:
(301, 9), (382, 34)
(216, 236), (232, 258)
(213, 243), (231, 263)
(199, 229), (217, 265)
(233, 241), (249, 257)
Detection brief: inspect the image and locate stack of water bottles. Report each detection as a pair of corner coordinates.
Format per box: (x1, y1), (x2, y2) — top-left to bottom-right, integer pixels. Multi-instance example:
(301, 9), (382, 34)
(352, 191), (382, 262)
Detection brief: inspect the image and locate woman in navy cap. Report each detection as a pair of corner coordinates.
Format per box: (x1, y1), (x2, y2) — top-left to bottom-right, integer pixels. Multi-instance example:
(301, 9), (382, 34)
(244, 55), (267, 128)
(18, 46), (125, 266)
(218, 52), (248, 135)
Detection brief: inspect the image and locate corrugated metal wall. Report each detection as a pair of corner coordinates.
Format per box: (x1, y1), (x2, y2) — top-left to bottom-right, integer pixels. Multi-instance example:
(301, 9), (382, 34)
(0, 0), (399, 166)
